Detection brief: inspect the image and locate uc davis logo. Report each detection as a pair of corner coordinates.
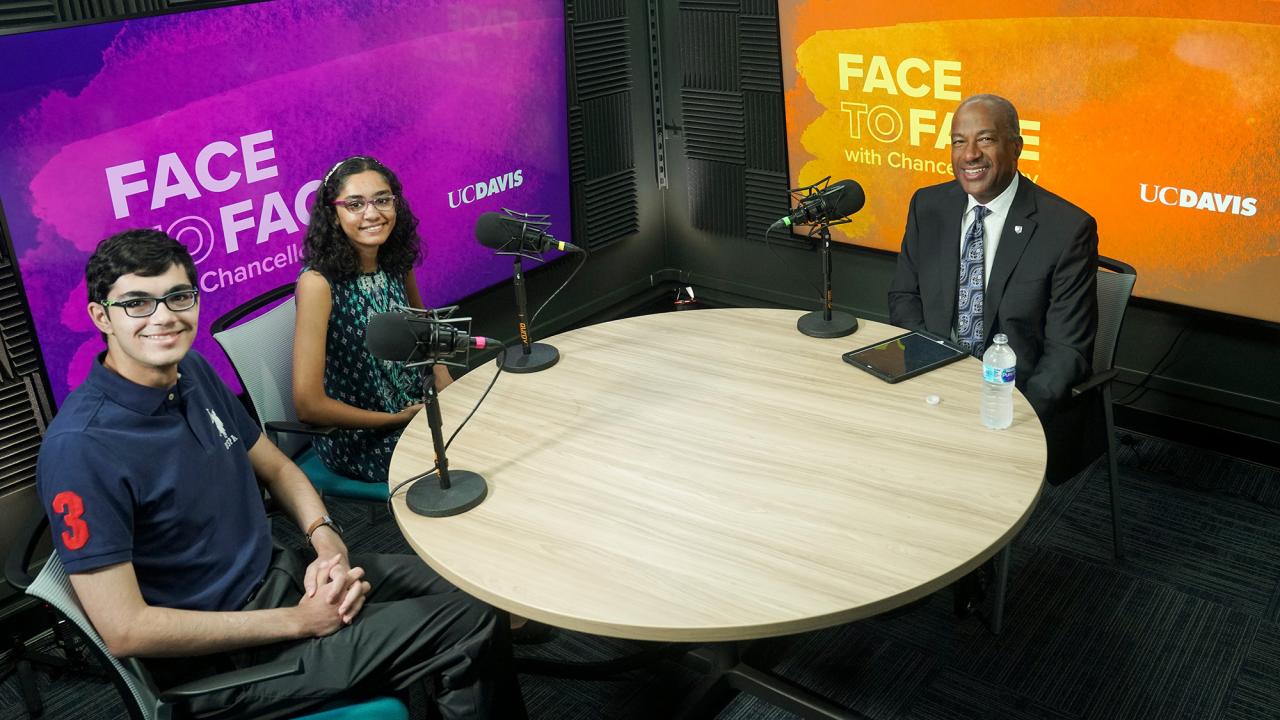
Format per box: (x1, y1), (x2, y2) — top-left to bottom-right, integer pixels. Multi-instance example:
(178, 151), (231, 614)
(448, 169), (524, 208)
(1139, 184), (1257, 217)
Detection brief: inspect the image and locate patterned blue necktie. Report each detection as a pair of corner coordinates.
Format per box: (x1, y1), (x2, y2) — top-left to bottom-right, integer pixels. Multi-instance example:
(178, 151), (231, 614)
(957, 205), (988, 355)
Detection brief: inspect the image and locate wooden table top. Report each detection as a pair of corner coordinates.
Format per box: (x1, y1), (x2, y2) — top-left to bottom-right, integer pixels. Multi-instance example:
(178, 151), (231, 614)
(390, 308), (1046, 642)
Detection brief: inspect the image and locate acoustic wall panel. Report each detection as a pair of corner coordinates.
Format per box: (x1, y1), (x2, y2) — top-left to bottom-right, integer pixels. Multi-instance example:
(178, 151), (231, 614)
(0, 2), (57, 30)
(679, 1), (789, 240)
(741, 15), (782, 93)
(573, 0), (627, 24)
(681, 9), (739, 91)
(683, 89), (746, 164)
(0, 0), (241, 31)
(582, 92), (637, 178)
(688, 159), (745, 238)
(568, 0), (640, 250)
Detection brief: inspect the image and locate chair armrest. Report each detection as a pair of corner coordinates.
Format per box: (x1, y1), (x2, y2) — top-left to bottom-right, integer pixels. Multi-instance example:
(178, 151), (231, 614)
(265, 421), (336, 438)
(1071, 368), (1119, 397)
(5, 513), (50, 592)
(158, 657), (302, 700)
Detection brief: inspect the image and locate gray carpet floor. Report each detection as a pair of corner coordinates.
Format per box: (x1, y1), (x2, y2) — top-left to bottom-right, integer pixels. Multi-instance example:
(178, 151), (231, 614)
(3, 432), (1278, 719)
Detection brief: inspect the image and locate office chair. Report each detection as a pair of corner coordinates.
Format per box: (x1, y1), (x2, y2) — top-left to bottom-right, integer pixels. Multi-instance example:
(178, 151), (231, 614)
(6, 514), (407, 720)
(1071, 256), (1138, 559)
(3, 513), (108, 718)
(211, 283), (387, 504)
(962, 257), (1136, 634)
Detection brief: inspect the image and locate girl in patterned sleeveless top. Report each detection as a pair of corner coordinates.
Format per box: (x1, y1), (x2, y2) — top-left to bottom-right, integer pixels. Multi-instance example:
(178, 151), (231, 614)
(293, 156), (453, 483)
(293, 157), (552, 643)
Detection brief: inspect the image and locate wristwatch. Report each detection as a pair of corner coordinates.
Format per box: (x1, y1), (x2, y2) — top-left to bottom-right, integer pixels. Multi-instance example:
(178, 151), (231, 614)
(305, 514), (344, 544)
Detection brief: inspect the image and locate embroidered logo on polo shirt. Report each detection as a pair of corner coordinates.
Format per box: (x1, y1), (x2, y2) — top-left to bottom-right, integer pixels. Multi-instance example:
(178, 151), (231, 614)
(207, 408), (239, 450)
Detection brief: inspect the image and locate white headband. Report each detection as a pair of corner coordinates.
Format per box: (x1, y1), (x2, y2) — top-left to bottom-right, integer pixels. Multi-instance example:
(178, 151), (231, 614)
(323, 155), (376, 187)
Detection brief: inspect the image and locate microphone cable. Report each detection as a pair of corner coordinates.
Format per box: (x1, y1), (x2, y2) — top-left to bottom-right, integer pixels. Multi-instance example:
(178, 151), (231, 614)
(387, 464), (436, 513)
(527, 248), (589, 335)
(764, 219), (824, 302)
(445, 338), (507, 451)
(385, 338), (509, 513)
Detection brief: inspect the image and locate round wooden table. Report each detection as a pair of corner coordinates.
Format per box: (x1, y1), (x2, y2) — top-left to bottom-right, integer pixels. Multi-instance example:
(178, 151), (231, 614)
(390, 308), (1046, 645)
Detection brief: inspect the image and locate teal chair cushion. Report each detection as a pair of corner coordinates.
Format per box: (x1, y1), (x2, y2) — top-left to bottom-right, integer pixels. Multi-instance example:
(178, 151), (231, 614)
(299, 696), (408, 720)
(297, 448), (388, 502)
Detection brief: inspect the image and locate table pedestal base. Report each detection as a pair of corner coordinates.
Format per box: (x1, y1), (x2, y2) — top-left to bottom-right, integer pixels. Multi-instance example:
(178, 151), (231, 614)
(984, 545), (1012, 635)
(513, 543), (1015, 717)
(514, 642), (688, 679)
(675, 643), (867, 720)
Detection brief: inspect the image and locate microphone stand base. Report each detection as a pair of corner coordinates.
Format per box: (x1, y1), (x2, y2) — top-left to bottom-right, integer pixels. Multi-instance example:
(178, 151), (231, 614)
(498, 343), (560, 373)
(797, 310), (858, 338)
(406, 470), (488, 517)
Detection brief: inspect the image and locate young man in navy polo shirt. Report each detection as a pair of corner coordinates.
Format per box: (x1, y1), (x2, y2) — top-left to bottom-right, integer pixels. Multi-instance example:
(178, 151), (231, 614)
(36, 229), (525, 719)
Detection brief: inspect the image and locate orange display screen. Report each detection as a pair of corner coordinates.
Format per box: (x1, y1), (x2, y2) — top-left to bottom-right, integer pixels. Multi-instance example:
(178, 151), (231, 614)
(780, 1), (1280, 322)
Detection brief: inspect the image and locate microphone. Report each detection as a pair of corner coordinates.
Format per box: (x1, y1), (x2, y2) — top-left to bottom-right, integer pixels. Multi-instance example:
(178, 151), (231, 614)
(370, 309), (492, 518)
(366, 311), (489, 363)
(475, 211), (583, 254)
(779, 179), (865, 227)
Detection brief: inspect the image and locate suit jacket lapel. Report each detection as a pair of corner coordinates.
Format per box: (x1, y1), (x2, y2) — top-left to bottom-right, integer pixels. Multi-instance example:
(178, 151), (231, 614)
(985, 176), (1037, 334)
(937, 183), (967, 330)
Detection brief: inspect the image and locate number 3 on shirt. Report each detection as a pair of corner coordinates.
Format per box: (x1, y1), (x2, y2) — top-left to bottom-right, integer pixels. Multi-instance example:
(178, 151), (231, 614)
(52, 491), (89, 550)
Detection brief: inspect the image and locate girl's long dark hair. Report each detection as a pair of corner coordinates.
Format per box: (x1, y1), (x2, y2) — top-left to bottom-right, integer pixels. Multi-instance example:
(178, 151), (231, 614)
(302, 156), (423, 280)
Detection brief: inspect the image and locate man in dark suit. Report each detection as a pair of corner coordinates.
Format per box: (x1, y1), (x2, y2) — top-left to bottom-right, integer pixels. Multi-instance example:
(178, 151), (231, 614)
(888, 94), (1100, 484)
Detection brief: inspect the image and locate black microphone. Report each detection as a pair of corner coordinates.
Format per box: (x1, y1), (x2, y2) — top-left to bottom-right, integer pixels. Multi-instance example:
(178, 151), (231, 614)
(779, 179), (866, 227)
(366, 311), (490, 362)
(475, 211), (583, 253)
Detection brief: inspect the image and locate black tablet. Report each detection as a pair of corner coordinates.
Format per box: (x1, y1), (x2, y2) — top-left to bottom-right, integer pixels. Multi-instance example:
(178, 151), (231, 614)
(841, 331), (969, 383)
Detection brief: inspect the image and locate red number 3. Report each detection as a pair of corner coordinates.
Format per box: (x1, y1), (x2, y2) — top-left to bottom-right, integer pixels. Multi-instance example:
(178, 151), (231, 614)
(52, 491), (89, 551)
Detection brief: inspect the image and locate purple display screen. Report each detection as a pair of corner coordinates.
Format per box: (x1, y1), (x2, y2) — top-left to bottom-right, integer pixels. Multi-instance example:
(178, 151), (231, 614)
(0, 0), (571, 403)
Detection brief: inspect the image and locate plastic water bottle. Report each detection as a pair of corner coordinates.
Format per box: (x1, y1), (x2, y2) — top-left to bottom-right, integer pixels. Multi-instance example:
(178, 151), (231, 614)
(981, 333), (1016, 429)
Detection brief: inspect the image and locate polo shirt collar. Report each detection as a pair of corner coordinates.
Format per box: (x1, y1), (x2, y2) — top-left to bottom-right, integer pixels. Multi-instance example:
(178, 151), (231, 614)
(86, 353), (185, 416)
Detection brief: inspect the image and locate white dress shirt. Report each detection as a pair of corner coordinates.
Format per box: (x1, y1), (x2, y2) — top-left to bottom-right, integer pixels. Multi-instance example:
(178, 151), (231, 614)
(959, 171), (1020, 286)
(952, 172), (1020, 342)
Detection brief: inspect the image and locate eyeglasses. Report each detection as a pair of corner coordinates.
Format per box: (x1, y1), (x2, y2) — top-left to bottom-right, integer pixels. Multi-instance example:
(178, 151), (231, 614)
(332, 195), (397, 214)
(100, 289), (199, 318)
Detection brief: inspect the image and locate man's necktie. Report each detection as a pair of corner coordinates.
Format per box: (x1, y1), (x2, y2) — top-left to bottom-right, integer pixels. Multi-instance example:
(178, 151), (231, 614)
(957, 205), (988, 355)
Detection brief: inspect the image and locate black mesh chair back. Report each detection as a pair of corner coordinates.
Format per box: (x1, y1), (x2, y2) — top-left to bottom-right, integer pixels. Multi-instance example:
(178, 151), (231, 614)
(1073, 255), (1137, 559)
(1094, 257), (1138, 375)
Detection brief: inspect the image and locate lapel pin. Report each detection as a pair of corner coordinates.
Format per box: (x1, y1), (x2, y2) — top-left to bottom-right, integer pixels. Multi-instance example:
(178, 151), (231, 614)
(1014, 225), (1023, 234)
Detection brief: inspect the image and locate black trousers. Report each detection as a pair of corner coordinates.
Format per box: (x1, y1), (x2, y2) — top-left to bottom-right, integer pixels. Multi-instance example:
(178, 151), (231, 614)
(147, 547), (526, 719)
